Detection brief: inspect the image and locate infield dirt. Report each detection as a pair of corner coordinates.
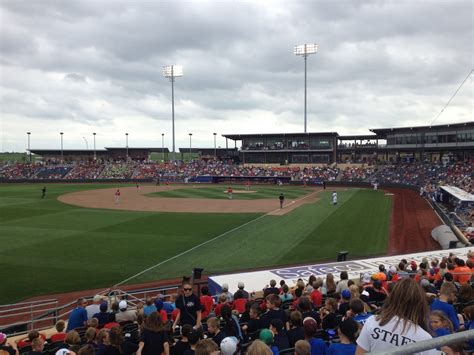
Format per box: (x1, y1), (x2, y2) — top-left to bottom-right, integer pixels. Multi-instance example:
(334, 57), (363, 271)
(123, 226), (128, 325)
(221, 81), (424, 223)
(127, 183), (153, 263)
(58, 185), (322, 214)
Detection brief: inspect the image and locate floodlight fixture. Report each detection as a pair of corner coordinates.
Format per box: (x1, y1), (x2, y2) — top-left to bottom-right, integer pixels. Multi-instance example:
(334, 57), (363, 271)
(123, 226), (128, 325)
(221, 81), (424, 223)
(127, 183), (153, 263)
(294, 44), (318, 56)
(162, 65), (183, 78)
(294, 43), (318, 133)
(163, 65), (184, 154)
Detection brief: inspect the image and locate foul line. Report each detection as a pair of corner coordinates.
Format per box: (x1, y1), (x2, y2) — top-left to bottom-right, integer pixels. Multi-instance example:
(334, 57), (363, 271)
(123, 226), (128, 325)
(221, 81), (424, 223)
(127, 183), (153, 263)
(112, 189), (321, 287)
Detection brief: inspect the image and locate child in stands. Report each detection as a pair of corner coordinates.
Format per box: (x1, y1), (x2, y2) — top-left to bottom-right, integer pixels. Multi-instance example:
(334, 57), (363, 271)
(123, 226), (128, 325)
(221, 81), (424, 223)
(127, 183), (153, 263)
(328, 317), (358, 354)
(430, 310), (454, 337)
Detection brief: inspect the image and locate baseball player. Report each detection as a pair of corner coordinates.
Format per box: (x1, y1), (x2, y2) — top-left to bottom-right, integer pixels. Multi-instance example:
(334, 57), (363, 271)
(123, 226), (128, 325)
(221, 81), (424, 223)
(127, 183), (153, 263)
(115, 189), (121, 204)
(227, 186), (233, 200)
(332, 190), (338, 205)
(279, 193), (285, 209)
(41, 186), (46, 199)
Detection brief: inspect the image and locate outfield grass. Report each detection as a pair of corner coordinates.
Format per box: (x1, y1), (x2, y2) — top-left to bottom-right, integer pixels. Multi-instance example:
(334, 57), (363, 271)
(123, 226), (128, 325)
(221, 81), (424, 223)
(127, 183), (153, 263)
(150, 185), (310, 200)
(0, 184), (391, 303)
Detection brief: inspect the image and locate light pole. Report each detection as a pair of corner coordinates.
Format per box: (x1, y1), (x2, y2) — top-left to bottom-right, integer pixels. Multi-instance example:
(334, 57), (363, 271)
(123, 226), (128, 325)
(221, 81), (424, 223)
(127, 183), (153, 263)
(294, 43), (318, 133)
(60, 132), (64, 161)
(125, 133), (129, 160)
(189, 133), (192, 160)
(93, 133), (96, 160)
(161, 133), (165, 162)
(213, 133), (217, 158)
(27, 132), (31, 163)
(162, 65), (183, 154)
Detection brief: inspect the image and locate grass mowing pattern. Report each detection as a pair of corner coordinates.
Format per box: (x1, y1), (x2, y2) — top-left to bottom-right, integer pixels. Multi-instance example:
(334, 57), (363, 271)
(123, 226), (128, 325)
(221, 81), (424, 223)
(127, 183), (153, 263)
(0, 184), (258, 303)
(132, 188), (392, 284)
(0, 185), (391, 303)
(150, 185), (310, 200)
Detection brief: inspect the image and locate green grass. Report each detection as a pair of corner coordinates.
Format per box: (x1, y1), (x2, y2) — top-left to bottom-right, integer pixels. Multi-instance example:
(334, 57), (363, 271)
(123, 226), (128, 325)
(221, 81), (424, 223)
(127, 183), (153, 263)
(0, 184), (391, 304)
(150, 185), (310, 200)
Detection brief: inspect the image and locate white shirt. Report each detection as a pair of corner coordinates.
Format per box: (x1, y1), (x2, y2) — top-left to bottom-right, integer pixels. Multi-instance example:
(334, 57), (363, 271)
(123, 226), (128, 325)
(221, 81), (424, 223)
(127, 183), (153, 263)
(332, 192), (337, 203)
(357, 315), (439, 355)
(85, 304), (101, 320)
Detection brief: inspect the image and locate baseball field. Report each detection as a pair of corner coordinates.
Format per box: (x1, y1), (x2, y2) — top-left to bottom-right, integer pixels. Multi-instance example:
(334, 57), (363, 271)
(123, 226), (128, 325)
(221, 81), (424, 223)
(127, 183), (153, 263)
(0, 183), (395, 304)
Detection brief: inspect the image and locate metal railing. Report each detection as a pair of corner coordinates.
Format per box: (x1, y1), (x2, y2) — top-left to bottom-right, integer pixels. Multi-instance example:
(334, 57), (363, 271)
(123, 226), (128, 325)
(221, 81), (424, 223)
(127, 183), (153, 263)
(1, 280), (208, 336)
(370, 329), (474, 354)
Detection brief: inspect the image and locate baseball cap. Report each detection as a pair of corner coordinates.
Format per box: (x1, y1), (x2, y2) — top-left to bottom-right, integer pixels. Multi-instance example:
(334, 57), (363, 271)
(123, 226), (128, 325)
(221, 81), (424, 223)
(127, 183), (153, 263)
(341, 289), (352, 299)
(259, 328), (274, 345)
(220, 336), (238, 355)
(55, 349), (73, 355)
(93, 294), (102, 303)
(237, 281), (245, 288)
(119, 300), (127, 310)
(410, 261), (417, 270)
(303, 317), (318, 337)
(99, 302), (108, 312)
(420, 279), (430, 288)
(389, 266), (397, 274)
(0, 332), (6, 344)
(154, 298), (164, 311)
(222, 283), (229, 291)
(362, 273), (371, 283)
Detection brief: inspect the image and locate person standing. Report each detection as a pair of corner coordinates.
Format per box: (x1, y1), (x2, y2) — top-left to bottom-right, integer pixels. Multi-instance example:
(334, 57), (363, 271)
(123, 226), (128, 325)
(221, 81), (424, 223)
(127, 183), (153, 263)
(114, 189), (121, 204)
(227, 187), (233, 200)
(279, 193), (285, 209)
(172, 280), (202, 329)
(41, 186), (46, 199)
(332, 191), (338, 206)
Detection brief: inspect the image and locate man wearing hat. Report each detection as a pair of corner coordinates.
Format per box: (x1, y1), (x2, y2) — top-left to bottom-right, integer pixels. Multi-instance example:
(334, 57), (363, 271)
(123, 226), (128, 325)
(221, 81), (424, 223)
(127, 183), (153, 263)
(220, 336), (238, 355)
(0, 332), (17, 355)
(233, 281), (249, 300)
(221, 284), (233, 302)
(66, 298), (88, 332)
(92, 302), (110, 326)
(259, 329), (279, 355)
(115, 300), (137, 322)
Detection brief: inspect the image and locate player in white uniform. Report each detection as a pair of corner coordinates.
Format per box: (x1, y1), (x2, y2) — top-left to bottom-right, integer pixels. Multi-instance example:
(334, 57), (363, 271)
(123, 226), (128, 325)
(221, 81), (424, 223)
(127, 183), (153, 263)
(332, 191), (338, 205)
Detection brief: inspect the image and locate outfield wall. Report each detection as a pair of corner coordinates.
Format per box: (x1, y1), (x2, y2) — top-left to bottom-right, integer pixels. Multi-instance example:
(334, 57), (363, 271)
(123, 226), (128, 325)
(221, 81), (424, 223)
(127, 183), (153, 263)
(208, 247), (472, 295)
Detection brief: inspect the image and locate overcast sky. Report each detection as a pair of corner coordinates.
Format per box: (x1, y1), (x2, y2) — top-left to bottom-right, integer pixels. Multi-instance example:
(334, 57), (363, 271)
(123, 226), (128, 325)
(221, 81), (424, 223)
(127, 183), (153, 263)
(0, 0), (472, 152)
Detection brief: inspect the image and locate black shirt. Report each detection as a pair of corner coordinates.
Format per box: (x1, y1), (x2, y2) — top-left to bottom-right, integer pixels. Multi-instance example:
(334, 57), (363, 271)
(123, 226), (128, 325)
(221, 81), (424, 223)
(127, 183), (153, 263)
(171, 340), (190, 355)
(263, 287), (279, 297)
(273, 333), (289, 351)
(211, 330), (226, 346)
(287, 326), (305, 347)
(0, 345), (16, 355)
(260, 308), (287, 329)
(175, 294), (202, 326)
(139, 328), (169, 355)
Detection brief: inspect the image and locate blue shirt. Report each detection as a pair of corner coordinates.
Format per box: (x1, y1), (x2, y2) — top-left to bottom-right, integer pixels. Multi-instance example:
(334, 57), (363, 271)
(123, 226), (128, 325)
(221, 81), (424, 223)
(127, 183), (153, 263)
(353, 313), (372, 325)
(430, 299), (459, 331)
(143, 305), (157, 316)
(309, 337), (327, 355)
(328, 343), (356, 355)
(67, 307), (88, 331)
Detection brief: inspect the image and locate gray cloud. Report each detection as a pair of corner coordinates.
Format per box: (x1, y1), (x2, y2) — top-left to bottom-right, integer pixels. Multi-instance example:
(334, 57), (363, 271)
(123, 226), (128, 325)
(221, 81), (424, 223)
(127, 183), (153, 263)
(0, 0), (472, 152)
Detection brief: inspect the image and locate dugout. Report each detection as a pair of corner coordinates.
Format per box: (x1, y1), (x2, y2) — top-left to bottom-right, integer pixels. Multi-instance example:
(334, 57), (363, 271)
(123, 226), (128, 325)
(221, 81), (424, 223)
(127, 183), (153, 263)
(440, 185), (474, 209)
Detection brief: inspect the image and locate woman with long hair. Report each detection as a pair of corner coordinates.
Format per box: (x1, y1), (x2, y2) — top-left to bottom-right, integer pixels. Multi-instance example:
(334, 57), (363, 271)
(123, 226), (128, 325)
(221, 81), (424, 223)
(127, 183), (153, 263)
(103, 326), (138, 355)
(220, 305), (243, 341)
(137, 311), (170, 355)
(325, 273), (337, 296)
(356, 278), (437, 354)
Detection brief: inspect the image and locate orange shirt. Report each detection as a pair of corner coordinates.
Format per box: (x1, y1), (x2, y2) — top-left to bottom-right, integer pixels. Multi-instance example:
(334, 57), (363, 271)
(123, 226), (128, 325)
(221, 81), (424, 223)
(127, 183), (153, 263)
(454, 266), (472, 284)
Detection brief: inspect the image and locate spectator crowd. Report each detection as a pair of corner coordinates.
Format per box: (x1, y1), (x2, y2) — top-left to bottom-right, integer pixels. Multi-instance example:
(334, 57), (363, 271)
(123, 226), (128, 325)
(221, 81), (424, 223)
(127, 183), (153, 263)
(3, 250), (474, 354)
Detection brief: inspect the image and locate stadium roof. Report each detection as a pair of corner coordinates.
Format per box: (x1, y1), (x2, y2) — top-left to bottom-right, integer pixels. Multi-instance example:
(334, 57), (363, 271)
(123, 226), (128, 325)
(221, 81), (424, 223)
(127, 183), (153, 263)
(178, 147), (238, 153)
(29, 147), (170, 154)
(440, 186), (474, 202)
(222, 132), (339, 140)
(370, 121), (474, 135)
(338, 135), (378, 140)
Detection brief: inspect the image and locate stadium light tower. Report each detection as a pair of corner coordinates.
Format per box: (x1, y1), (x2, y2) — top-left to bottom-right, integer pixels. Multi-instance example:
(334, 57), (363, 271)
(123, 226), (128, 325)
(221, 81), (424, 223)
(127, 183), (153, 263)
(93, 133), (96, 160)
(189, 133), (192, 157)
(27, 132), (31, 162)
(162, 65), (183, 155)
(60, 132), (64, 161)
(161, 133), (165, 162)
(125, 133), (129, 160)
(294, 43), (318, 133)
(213, 132), (217, 158)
